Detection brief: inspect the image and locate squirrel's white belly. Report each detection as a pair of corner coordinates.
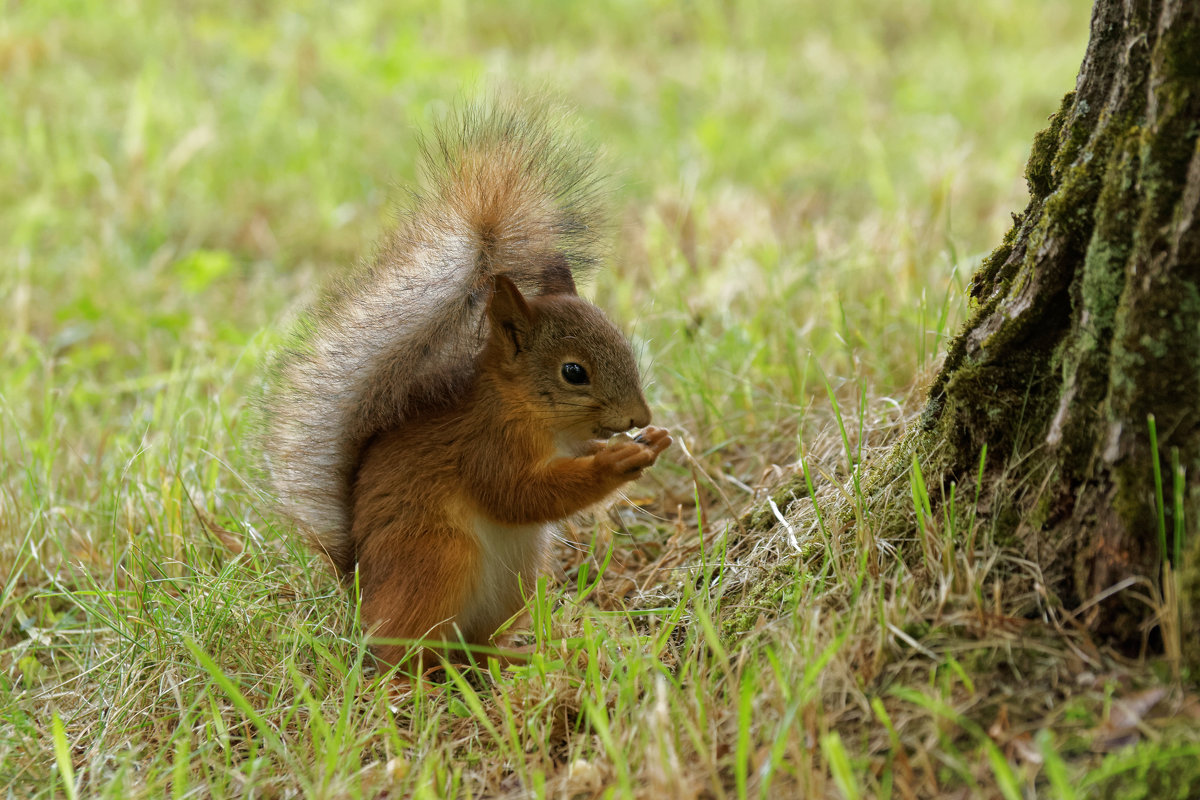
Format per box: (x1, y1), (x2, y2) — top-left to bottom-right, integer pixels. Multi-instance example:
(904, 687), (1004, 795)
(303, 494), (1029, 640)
(457, 517), (551, 642)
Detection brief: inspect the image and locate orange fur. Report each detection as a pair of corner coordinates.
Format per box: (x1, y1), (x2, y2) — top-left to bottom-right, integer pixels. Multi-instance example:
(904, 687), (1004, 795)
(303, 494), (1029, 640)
(350, 283), (670, 669)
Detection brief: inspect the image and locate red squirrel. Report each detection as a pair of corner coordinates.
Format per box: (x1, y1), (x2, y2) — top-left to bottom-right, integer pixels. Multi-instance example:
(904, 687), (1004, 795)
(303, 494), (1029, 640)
(261, 104), (671, 668)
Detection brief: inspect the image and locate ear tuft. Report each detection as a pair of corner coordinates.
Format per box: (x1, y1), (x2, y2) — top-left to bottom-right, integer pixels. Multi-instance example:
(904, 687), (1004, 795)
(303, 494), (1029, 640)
(538, 253), (577, 297)
(488, 275), (533, 356)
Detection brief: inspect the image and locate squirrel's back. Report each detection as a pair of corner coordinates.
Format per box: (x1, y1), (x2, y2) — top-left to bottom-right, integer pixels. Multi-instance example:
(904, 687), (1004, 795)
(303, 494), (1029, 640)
(261, 103), (607, 573)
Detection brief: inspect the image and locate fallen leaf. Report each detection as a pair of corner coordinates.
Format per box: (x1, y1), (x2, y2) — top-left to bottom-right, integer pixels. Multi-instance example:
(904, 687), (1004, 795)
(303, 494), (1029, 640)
(1090, 687), (1167, 751)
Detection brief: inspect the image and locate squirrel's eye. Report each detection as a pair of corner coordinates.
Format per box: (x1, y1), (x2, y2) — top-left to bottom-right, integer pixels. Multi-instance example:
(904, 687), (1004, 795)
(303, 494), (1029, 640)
(561, 362), (589, 385)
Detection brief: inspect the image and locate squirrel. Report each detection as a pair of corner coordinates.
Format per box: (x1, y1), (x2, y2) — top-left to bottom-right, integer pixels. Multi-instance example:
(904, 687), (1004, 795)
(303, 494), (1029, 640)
(261, 103), (671, 669)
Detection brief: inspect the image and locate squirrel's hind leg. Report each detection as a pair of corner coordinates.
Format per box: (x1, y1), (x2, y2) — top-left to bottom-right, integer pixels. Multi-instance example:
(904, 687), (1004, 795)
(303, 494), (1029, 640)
(354, 522), (481, 671)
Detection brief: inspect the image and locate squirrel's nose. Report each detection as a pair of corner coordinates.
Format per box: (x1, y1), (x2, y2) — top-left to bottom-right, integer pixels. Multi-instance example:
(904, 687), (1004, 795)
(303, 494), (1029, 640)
(630, 401), (651, 430)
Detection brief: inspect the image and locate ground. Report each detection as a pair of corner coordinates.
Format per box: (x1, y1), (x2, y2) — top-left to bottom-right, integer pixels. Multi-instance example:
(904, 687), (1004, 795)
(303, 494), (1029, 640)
(3, 1), (1198, 797)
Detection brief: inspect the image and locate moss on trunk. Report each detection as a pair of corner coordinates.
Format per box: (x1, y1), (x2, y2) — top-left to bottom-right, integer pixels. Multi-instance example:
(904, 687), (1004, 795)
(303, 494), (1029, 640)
(919, 0), (1200, 662)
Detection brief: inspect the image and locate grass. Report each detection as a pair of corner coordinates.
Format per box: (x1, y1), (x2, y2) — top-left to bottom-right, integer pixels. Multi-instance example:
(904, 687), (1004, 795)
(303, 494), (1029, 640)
(4, 0), (1199, 797)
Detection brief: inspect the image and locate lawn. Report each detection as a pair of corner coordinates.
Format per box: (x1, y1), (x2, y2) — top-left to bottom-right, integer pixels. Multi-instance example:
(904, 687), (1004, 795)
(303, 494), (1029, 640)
(5, 1), (1197, 797)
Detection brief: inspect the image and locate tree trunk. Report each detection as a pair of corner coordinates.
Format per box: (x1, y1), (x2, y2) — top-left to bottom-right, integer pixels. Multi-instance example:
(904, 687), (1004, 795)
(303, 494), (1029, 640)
(921, 0), (1200, 659)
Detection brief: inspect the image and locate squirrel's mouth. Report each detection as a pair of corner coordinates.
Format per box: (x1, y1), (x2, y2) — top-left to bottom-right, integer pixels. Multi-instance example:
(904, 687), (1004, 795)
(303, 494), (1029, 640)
(595, 425), (634, 439)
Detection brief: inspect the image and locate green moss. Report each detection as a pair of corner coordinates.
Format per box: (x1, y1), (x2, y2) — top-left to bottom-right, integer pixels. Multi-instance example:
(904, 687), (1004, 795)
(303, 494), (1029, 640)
(990, 502), (1024, 549)
(1052, 127), (1140, 475)
(860, 425), (922, 499)
(1025, 92), (1073, 197)
(1098, 66), (1200, 598)
(1040, 145), (1104, 244)
(1081, 742), (1200, 800)
(1051, 98), (1103, 182)
(936, 334), (1058, 468)
(926, 76), (1140, 488)
(1162, 18), (1200, 79)
(741, 479), (811, 533)
(719, 561), (806, 641)
(1027, 480), (1057, 530)
(1138, 94), (1199, 230)
(966, 239), (1014, 304)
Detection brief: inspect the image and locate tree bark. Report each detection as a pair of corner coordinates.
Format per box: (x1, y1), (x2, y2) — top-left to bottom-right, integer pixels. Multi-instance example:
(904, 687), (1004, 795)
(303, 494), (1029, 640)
(921, 0), (1200, 658)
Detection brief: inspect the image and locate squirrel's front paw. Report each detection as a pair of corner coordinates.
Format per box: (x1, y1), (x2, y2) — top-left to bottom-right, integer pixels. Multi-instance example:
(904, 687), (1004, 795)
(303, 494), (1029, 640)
(631, 426), (671, 455)
(596, 427), (672, 478)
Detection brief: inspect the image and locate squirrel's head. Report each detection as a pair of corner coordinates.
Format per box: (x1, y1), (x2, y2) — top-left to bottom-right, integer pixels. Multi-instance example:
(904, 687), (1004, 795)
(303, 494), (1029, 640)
(482, 273), (652, 448)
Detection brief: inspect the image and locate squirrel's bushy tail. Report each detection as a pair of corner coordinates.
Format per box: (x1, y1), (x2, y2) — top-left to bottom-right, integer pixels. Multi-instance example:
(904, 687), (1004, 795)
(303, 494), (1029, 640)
(261, 102), (606, 573)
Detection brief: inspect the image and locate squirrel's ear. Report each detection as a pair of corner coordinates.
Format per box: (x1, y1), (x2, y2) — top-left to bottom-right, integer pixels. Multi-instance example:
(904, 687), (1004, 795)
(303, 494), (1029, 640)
(488, 275), (533, 356)
(538, 253), (577, 297)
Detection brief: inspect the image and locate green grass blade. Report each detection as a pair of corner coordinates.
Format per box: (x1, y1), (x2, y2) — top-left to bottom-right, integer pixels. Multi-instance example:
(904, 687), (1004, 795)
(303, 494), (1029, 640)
(52, 711), (79, 800)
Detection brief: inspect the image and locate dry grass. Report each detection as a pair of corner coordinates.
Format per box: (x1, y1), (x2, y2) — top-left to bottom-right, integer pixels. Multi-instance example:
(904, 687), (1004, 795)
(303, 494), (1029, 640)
(4, 1), (1199, 798)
